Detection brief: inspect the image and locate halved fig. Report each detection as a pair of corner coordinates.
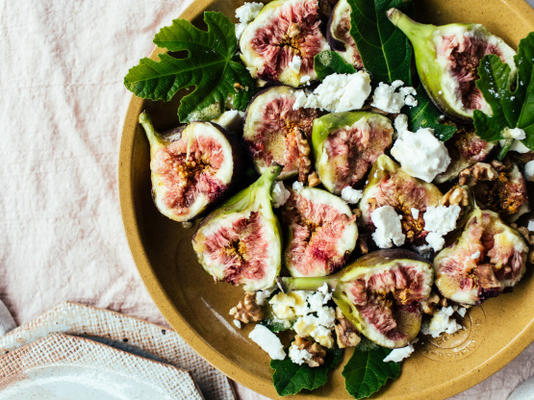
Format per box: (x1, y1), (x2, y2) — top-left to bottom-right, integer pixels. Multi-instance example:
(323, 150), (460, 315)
(388, 9), (516, 121)
(434, 208), (529, 305)
(192, 166), (282, 291)
(312, 112), (394, 194)
(239, 0), (330, 87)
(326, 0), (363, 68)
(139, 111), (237, 222)
(243, 86), (319, 181)
(359, 155), (442, 243)
(281, 249), (434, 348)
(282, 186), (358, 277)
(436, 127), (495, 183)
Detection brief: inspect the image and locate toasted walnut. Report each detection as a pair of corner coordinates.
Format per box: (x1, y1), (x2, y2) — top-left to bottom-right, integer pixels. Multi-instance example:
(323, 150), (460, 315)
(334, 307), (361, 348)
(459, 162), (498, 185)
(295, 129), (312, 182)
(420, 292), (440, 315)
(307, 171), (321, 187)
(357, 237), (369, 255)
(293, 336), (327, 367)
(517, 226), (534, 246)
(441, 186), (470, 207)
(229, 293), (264, 324)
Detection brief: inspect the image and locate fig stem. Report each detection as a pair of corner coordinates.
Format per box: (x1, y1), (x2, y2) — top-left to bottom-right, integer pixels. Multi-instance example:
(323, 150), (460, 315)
(386, 8), (432, 42)
(139, 110), (160, 146)
(498, 139), (513, 160)
(278, 276), (338, 293)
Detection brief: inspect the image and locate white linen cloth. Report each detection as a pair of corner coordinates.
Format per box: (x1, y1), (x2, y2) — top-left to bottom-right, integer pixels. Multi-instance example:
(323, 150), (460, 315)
(1, 1), (534, 399)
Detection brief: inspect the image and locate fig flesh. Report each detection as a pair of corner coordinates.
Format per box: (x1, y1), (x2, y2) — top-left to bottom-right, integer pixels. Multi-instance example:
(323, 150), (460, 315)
(239, 0), (330, 87)
(281, 249), (434, 348)
(326, 0), (363, 68)
(312, 112), (394, 194)
(388, 9), (516, 121)
(359, 155), (443, 243)
(192, 166), (282, 291)
(434, 208), (529, 305)
(282, 186), (358, 277)
(243, 86), (319, 181)
(139, 111), (237, 222)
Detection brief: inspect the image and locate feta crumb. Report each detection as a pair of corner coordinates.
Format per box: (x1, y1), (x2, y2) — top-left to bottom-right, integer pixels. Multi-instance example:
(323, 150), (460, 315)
(288, 55), (302, 74)
(421, 306), (462, 338)
(470, 251), (480, 260)
(391, 127), (451, 183)
(272, 181), (291, 208)
(371, 206), (406, 248)
(292, 181), (304, 192)
(255, 287), (275, 306)
(235, 2), (263, 23)
(383, 344), (414, 363)
(233, 319), (242, 329)
(293, 315), (334, 348)
(394, 113), (409, 133)
(410, 208), (420, 219)
(457, 307), (467, 318)
(503, 127), (527, 140)
(288, 343), (314, 366)
(371, 80), (418, 113)
(425, 232), (445, 252)
(341, 186), (363, 204)
(248, 324), (286, 360)
(528, 219), (534, 232)
(214, 110), (245, 131)
(525, 160), (534, 182)
(235, 22), (247, 39)
(509, 140), (530, 154)
(422, 205), (461, 251)
(299, 74), (311, 85)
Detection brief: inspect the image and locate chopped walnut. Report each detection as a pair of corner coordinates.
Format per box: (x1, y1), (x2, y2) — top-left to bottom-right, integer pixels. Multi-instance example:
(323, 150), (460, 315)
(357, 237), (369, 255)
(517, 226), (534, 246)
(420, 292), (440, 315)
(293, 336), (327, 367)
(229, 293), (264, 324)
(307, 171), (321, 187)
(459, 162), (498, 185)
(440, 185), (470, 207)
(334, 307), (361, 348)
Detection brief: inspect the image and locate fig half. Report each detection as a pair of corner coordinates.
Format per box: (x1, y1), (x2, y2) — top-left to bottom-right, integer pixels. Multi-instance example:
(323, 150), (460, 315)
(281, 249), (434, 348)
(312, 112), (394, 194)
(192, 166), (282, 291)
(326, 0), (363, 68)
(139, 111), (237, 222)
(388, 9), (516, 121)
(243, 86), (319, 181)
(434, 208), (529, 305)
(240, 0), (330, 87)
(282, 186), (358, 277)
(359, 155), (443, 243)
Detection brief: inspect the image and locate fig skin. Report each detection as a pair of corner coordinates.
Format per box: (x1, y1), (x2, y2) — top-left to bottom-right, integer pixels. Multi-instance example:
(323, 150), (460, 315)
(282, 186), (358, 277)
(434, 208), (529, 305)
(326, 0), (363, 68)
(280, 249), (433, 348)
(387, 8), (516, 122)
(359, 155), (443, 244)
(312, 112), (394, 194)
(139, 111), (239, 222)
(192, 166), (283, 292)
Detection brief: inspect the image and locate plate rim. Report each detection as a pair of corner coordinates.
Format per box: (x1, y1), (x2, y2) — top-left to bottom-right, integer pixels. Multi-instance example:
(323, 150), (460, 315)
(118, 1), (534, 398)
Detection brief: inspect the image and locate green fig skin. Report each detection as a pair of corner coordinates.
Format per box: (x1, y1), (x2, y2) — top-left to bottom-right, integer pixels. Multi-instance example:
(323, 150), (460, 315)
(387, 8), (516, 122)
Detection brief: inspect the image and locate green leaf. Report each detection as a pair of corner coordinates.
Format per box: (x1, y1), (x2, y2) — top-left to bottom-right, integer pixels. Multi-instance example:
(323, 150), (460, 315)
(124, 11), (255, 122)
(314, 51), (356, 80)
(342, 340), (402, 399)
(407, 83), (457, 141)
(347, 0), (413, 84)
(271, 348), (343, 396)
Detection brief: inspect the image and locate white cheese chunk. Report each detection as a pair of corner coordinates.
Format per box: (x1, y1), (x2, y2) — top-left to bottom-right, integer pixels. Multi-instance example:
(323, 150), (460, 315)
(288, 55), (302, 74)
(370, 80), (418, 113)
(340, 186), (363, 204)
(233, 319), (242, 329)
(524, 160), (534, 182)
(292, 181), (304, 192)
(235, 2), (263, 23)
(528, 219), (534, 232)
(255, 286), (275, 306)
(510, 140), (531, 154)
(383, 344), (414, 363)
(423, 205), (461, 251)
(410, 208), (419, 219)
(272, 181), (291, 208)
(213, 110), (245, 131)
(503, 127), (527, 140)
(371, 206), (406, 248)
(421, 306), (462, 338)
(288, 343), (314, 366)
(248, 324), (286, 360)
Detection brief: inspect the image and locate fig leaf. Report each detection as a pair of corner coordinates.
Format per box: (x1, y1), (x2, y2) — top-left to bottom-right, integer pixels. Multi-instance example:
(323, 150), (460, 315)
(124, 11), (255, 122)
(473, 33), (534, 152)
(314, 51), (356, 80)
(342, 339), (402, 399)
(271, 348), (343, 396)
(346, 0), (413, 84)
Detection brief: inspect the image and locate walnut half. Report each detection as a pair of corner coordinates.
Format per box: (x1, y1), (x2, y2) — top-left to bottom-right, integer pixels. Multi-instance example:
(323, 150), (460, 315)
(293, 336), (327, 367)
(334, 307), (361, 348)
(229, 293), (264, 324)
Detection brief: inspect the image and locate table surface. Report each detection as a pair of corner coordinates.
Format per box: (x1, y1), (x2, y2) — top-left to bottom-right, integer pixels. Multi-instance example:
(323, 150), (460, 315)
(1, 1), (533, 399)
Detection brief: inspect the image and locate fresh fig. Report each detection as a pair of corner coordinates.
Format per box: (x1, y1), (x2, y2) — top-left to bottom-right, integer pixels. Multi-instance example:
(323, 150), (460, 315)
(239, 0), (330, 87)
(312, 112), (394, 194)
(359, 155), (442, 243)
(326, 0), (363, 68)
(243, 86), (319, 181)
(281, 249), (434, 348)
(387, 8), (516, 121)
(434, 208), (529, 305)
(282, 186), (358, 277)
(192, 166), (282, 291)
(139, 111), (237, 222)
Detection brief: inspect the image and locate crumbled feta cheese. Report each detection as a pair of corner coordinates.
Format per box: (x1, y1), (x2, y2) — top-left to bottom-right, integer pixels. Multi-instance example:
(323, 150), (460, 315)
(394, 113), (409, 133)
(317, 283), (332, 303)
(421, 306), (462, 338)
(233, 319), (242, 329)
(425, 232), (445, 252)
(371, 206), (406, 248)
(341, 186), (363, 204)
(316, 306), (336, 328)
(288, 55), (302, 74)
(255, 287), (275, 306)
(422, 205), (461, 251)
(383, 344), (414, 363)
(292, 181), (304, 192)
(371, 80), (418, 113)
(293, 314), (334, 348)
(270, 291), (308, 320)
(248, 324), (286, 360)
(528, 220), (534, 232)
(214, 110), (245, 131)
(272, 181), (291, 208)
(235, 2), (263, 23)
(470, 251), (480, 260)
(391, 127), (451, 183)
(525, 160), (534, 182)
(503, 127), (527, 140)
(410, 208), (420, 219)
(235, 22), (247, 39)
(509, 140), (531, 154)
(288, 343), (314, 366)
(299, 74), (311, 85)
(457, 307), (467, 318)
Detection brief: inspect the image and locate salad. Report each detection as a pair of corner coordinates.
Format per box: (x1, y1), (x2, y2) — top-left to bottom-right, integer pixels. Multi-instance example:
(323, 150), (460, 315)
(124, 0), (534, 398)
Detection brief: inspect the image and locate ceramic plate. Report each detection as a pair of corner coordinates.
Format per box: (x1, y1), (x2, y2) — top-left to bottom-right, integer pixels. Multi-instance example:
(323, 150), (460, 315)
(118, 1), (534, 398)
